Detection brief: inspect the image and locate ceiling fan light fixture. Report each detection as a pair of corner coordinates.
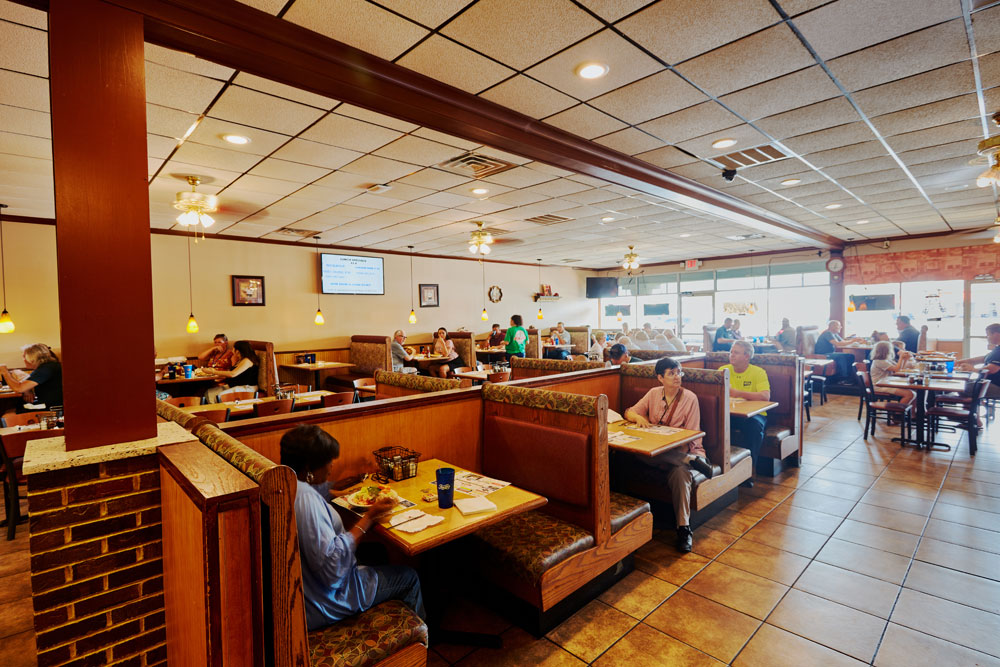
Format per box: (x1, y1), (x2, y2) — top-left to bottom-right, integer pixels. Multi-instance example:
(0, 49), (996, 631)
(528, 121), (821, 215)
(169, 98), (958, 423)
(174, 176), (218, 231)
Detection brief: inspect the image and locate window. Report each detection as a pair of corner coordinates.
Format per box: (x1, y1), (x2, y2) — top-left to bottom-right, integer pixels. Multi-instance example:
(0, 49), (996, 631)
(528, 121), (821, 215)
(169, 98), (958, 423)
(680, 270), (714, 292)
(716, 267), (767, 291)
(901, 280), (964, 341)
(970, 282), (1000, 356)
(845, 282), (900, 337)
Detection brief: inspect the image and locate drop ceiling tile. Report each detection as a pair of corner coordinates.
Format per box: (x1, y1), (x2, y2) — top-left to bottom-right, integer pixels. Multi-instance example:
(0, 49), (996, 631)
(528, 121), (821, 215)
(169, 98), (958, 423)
(522, 178), (592, 198)
(209, 86), (325, 135)
(455, 199), (515, 214)
(728, 155), (810, 181)
(756, 170), (829, 188)
(171, 141), (260, 173)
(543, 104), (628, 139)
(560, 189), (621, 205)
(908, 153), (980, 176)
(479, 75), (577, 119)
(397, 35), (515, 95)
(0, 21), (47, 77)
(482, 165), (560, 188)
(147, 134), (177, 160)
(157, 162), (242, 189)
(638, 101), (743, 144)
(146, 103), (199, 139)
(719, 66), (843, 121)
(246, 158), (331, 184)
(271, 138), (362, 170)
(390, 201), (446, 217)
(397, 168), (472, 190)
(526, 162), (576, 178)
(980, 51), (1000, 87)
(1, 105), (49, 138)
(589, 70), (708, 124)
(226, 174), (303, 198)
(593, 128), (666, 155)
(231, 72), (338, 109)
(372, 135), (464, 167)
(617, 0), (779, 65)
(633, 146), (697, 169)
(826, 19), (970, 91)
(376, 0), (474, 28)
(339, 155), (420, 181)
(144, 43), (233, 80)
(973, 4), (1000, 54)
(144, 62), (225, 115)
(884, 118), (983, 153)
(671, 161), (724, 179)
(0, 70), (47, 113)
(576, 0), (655, 22)
(0, 2), (47, 28)
(805, 141), (887, 167)
(852, 61), (976, 118)
(794, 0), (962, 60)
(411, 128), (481, 151)
(850, 179), (914, 196)
(290, 184), (358, 207)
(785, 122), (876, 155)
(441, 0), (602, 70)
(331, 104), (419, 133)
(346, 192), (408, 211)
(526, 29), (663, 100)
(187, 117), (289, 156)
(675, 123), (772, 158)
(824, 156), (900, 178)
(674, 24), (816, 97)
(301, 114), (403, 153)
(870, 94), (982, 137)
(485, 190), (550, 207)
(756, 97), (860, 140)
(284, 0), (428, 61)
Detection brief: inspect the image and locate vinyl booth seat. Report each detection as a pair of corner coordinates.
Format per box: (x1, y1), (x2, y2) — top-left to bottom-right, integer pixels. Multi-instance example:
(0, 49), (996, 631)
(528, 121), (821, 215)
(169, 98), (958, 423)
(307, 601), (428, 667)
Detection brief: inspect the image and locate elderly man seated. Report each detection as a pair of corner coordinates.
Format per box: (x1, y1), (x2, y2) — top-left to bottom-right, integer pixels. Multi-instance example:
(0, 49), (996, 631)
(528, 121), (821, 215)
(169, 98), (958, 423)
(815, 320), (866, 378)
(390, 330), (418, 374)
(545, 322), (571, 360)
(720, 340), (770, 487)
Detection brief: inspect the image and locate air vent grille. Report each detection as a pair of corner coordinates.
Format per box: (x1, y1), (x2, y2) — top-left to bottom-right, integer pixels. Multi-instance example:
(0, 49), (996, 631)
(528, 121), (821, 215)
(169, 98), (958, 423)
(275, 227), (318, 238)
(436, 152), (518, 179)
(726, 233), (766, 241)
(525, 214), (573, 225)
(716, 144), (787, 170)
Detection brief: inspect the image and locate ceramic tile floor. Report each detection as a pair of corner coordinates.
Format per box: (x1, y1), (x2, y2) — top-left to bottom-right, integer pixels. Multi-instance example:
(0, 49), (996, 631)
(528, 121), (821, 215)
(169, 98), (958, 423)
(430, 396), (1000, 666)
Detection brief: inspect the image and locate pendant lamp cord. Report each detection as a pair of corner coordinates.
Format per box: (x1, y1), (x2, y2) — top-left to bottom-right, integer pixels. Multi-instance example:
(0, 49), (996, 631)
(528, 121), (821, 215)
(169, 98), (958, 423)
(0, 209), (6, 309)
(315, 238), (321, 310)
(409, 246), (415, 310)
(187, 235), (194, 313)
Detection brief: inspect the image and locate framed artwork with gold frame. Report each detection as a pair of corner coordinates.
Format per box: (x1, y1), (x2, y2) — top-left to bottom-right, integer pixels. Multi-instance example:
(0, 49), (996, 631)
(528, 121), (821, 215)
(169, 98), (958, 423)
(232, 275), (265, 306)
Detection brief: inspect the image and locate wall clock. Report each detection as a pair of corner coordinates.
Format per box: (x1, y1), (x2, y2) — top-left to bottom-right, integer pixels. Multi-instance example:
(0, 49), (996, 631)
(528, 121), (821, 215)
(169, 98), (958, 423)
(825, 257), (845, 273)
(488, 285), (503, 303)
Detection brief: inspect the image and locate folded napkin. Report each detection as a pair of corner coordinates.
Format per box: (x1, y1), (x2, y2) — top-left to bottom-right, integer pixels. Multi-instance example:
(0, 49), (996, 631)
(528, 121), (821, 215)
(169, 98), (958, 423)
(389, 509), (425, 527)
(607, 409), (623, 423)
(23, 403), (46, 410)
(393, 513), (444, 533)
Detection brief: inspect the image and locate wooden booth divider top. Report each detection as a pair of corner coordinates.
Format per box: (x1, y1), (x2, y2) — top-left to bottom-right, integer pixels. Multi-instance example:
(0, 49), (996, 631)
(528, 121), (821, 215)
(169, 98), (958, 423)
(374, 369), (470, 399)
(509, 356), (607, 380)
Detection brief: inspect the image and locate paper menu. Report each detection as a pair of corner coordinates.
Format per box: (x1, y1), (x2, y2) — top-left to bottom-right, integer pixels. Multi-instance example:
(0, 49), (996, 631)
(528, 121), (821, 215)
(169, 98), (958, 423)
(453, 471), (510, 497)
(639, 425), (682, 436)
(607, 431), (640, 445)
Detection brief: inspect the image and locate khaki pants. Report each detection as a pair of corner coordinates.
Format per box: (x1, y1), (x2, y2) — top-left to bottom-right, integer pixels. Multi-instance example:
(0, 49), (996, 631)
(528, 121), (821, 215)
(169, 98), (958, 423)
(640, 449), (693, 527)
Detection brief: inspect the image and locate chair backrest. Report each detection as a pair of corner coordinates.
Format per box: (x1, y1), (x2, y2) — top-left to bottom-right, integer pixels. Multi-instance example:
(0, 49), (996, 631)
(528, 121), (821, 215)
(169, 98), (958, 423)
(524, 327), (542, 359)
(253, 398), (295, 418)
(449, 331), (476, 368)
(918, 325), (928, 351)
(856, 370), (875, 401)
(968, 379), (991, 415)
(165, 396), (203, 408)
(2, 428), (64, 460)
(355, 377), (376, 388)
(196, 408), (230, 423)
(279, 384), (310, 394)
(796, 326), (819, 356)
(321, 392), (355, 408)
(703, 325), (718, 352)
(247, 340), (278, 396)
(486, 371), (511, 383)
(562, 326), (591, 355)
(349, 335), (393, 375)
(220, 389), (256, 401)
(451, 367), (475, 375)
(2, 412), (45, 427)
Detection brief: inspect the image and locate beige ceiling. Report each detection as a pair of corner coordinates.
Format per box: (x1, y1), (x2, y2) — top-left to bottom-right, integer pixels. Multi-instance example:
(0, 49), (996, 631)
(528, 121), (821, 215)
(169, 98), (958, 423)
(1, 0), (998, 269)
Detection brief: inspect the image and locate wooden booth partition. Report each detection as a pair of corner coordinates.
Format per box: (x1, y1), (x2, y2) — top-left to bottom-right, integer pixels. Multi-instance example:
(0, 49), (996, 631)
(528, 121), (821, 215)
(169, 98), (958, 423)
(509, 357), (607, 380)
(222, 389), (485, 478)
(374, 370), (469, 399)
(327, 335), (394, 389)
(603, 348), (706, 368)
(450, 331), (477, 368)
(248, 340), (279, 396)
(159, 441), (264, 667)
(505, 366), (623, 414)
(561, 325), (592, 356)
(525, 327), (543, 359)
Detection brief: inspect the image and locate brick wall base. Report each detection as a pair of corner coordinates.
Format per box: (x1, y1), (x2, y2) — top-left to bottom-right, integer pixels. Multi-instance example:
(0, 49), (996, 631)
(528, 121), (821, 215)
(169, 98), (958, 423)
(27, 454), (165, 667)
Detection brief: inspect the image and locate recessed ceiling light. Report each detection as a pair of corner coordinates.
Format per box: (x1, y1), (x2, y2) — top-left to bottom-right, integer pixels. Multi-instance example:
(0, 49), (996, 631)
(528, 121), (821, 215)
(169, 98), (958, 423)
(824, 203), (842, 209)
(575, 62), (609, 79)
(471, 187), (489, 195)
(602, 216), (615, 222)
(780, 178), (801, 186)
(679, 233), (691, 238)
(222, 134), (250, 145)
(711, 138), (737, 149)
(856, 219), (870, 225)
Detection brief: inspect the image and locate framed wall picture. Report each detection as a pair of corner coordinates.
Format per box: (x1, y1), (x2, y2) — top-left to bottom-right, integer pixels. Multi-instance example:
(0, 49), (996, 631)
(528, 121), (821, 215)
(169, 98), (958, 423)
(419, 283), (439, 308)
(232, 275), (265, 306)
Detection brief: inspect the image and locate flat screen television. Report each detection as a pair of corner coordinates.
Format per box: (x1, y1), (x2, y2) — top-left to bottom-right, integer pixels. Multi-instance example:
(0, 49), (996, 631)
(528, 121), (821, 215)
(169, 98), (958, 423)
(604, 304), (630, 317)
(586, 277), (618, 298)
(320, 253), (384, 295)
(851, 294), (895, 311)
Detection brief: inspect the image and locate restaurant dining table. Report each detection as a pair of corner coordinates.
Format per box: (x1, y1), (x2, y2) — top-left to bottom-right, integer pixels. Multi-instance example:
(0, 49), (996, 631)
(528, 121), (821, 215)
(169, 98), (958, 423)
(729, 399), (779, 418)
(453, 369), (491, 383)
(475, 347), (507, 364)
(842, 345), (873, 364)
(891, 370), (972, 381)
(179, 390), (334, 417)
(280, 361), (355, 391)
(410, 353), (447, 372)
(876, 376), (967, 448)
(331, 458), (546, 557)
(607, 421), (705, 457)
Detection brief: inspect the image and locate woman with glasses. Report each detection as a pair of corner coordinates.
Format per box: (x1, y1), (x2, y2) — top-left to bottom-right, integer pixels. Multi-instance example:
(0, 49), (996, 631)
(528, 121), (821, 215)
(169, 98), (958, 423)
(624, 357), (713, 553)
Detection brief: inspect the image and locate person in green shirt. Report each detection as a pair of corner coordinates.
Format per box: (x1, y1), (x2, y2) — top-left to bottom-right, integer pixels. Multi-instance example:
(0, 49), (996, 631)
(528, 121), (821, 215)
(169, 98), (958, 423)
(720, 340), (771, 488)
(504, 314), (529, 361)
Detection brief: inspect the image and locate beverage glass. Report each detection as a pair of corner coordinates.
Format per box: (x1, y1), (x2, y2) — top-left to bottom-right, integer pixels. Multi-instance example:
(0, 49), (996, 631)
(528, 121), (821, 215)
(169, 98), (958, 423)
(184, 364), (194, 379)
(435, 467), (455, 509)
(945, 360), (955, 373)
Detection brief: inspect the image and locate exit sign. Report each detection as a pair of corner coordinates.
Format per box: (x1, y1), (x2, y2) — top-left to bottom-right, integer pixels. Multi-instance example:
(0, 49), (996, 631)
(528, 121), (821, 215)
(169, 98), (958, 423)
(684, 259), (701, 270)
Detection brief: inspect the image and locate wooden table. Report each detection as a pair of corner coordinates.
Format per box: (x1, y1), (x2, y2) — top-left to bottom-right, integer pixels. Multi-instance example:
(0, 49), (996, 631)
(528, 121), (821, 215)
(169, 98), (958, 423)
(842, 346), (872, 364)
(280, 361), (355, 390)
(876, 377), (967, 448)
(333, 458), (546, 557)
(180, 390), (334, 417)
(475, 348), (507, 364)
(729, 399), (779, 418)
(891, 370), (971, 381)
(155, 375), (221, 397)
(453, 369), (490, 383)
(411, 354), (447, 372)
(607, 421), (704, 457)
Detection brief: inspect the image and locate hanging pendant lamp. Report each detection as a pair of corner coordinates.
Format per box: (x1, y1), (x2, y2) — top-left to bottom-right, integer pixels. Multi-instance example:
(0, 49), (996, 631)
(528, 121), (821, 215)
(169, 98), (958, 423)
(408, 246), (417, 324)
(185, 235), (199, 333)
(0, 204), (13, 333)
(480, 259), (488, 321)
(314, 237), (325, 325)
(536, 258), (544, 320)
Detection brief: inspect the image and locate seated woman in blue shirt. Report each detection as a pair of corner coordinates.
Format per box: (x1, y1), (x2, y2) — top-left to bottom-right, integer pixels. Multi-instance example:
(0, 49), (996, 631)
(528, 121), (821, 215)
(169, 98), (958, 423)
(280, 424), (425, 630)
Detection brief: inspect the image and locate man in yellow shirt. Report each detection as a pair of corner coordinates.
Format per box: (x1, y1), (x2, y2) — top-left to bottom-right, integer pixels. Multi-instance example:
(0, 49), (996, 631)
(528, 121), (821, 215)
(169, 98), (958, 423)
(720, 340), (771, 488)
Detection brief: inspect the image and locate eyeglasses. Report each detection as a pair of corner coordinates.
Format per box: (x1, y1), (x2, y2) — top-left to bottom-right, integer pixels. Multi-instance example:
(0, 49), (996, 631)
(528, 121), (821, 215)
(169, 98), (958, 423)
(663, 371), (684, 378)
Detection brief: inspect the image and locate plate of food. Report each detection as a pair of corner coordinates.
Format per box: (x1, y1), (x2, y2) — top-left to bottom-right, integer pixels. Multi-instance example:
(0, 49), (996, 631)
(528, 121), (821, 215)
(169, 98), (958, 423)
(345, 484), (401, 509)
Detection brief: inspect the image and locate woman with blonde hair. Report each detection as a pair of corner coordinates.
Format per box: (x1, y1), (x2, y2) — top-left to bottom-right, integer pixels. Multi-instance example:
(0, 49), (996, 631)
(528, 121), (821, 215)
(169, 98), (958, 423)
(869, 340), (914, 404)
(0, 343), (63, 409)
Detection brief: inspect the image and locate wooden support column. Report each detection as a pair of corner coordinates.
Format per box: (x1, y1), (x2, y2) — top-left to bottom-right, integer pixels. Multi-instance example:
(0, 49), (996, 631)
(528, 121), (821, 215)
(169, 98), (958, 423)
(49, 0), (156, 449)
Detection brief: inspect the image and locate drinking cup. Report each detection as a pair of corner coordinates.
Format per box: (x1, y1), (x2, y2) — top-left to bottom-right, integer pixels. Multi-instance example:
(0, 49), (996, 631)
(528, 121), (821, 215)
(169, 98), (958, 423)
(184, 364), (194, 379)
(435, 467), (455, 509)
(945, 360), (955, 373)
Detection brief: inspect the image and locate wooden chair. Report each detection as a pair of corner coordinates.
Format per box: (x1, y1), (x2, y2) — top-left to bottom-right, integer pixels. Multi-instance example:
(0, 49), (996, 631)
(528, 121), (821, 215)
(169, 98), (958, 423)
(854, 362), (898, 420)
(196, 408), (230, 423)
(278, 383), (310, 394)
(486, 371), (511, 383)
(927, 379), (989, 455)
(2, 412), (43, 427)
(252, 399), (295, 418)
(219, 389), (257, 402)
(3, 428), (63, 540)
(164, 396), (203, 408)
(321, 392), (355, 408)
(448, 366), (476, 378)
(355, 377), (377, 402)
(858, 371), (912, 441)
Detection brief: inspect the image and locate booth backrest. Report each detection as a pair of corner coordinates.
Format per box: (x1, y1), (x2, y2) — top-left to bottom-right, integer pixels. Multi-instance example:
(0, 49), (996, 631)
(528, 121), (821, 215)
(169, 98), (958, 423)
(703, 325), (718, 352)
(349, 335), (393, 375)
(248, 340), (278, 396)
(482, 384), (609, 545)
(619, 364), (731, 473)
(510, 356), (607, 380)
(562, 325), (591, 355)
(524, 327), (542, 359)
(374, 369), (468, 398)
(796, 326), (819, 356)
(451, 331), (477, 367)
